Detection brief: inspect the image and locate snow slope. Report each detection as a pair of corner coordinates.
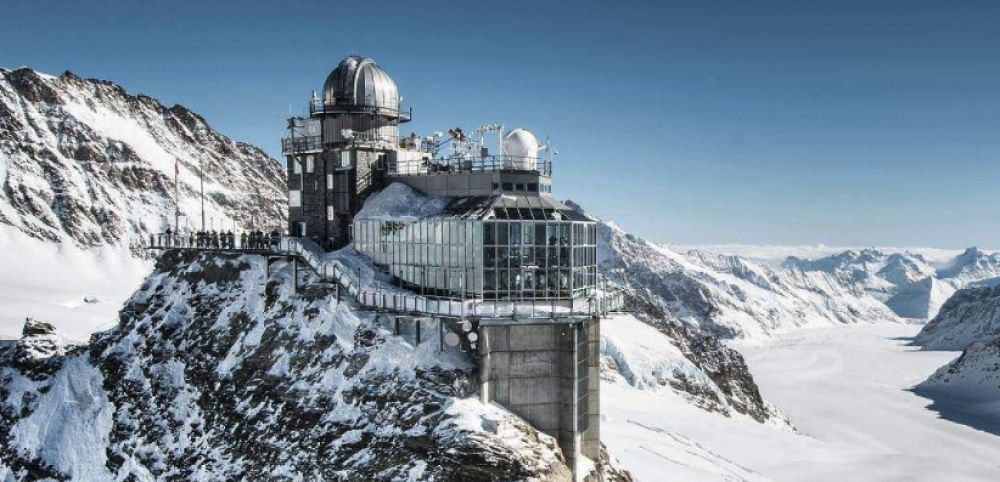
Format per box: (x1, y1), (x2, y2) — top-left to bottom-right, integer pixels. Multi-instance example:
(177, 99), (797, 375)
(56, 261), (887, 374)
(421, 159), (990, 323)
(603, 323), (1000, 481)
(601, 314), (789, 426)
(0, 67), (286, 339)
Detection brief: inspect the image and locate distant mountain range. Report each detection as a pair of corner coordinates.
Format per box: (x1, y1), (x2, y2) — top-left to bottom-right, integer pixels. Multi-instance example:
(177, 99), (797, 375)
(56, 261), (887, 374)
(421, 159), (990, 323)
(784, 247), (1000, 319)
(598, 221), (901, 341)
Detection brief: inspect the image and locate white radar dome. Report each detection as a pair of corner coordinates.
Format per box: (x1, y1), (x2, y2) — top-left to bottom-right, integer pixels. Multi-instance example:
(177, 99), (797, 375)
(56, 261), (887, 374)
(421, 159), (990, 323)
(502, 128), (539, 170)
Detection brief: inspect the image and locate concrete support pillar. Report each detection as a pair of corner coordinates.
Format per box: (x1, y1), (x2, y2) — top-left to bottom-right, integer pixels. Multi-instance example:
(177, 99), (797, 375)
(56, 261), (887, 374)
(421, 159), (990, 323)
(579, 316), (601, 461)
(476, 318), (601, 479)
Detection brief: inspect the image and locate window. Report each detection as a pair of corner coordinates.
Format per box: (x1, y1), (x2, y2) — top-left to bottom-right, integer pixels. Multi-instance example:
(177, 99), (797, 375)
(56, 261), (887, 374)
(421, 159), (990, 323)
(527, 183), (538, 192)
(327, 174), (333, 190)
(292, 158), (301, 174)
(502, 182), (513, 191)
(515, 183), (525, 192)
(306, 155), (314, 173)
(327, 205), (335, 221)
(289, 190), (301, 207)
(340, 151), (351, 167)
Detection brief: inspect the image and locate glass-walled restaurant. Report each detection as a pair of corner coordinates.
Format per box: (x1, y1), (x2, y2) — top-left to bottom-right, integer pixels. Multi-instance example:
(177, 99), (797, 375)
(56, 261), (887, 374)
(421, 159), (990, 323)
(353, 218), (598, 300)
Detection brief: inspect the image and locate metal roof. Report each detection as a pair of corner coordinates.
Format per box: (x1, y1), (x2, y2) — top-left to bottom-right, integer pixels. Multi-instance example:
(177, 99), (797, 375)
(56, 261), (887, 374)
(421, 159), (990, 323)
(322, 55), (400, 113)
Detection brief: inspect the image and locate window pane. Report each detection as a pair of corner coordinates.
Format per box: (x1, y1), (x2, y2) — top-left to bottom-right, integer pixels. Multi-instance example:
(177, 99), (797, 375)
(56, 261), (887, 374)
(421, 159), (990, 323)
(484, 223), (495, 245)
(497, 223), (509, 245)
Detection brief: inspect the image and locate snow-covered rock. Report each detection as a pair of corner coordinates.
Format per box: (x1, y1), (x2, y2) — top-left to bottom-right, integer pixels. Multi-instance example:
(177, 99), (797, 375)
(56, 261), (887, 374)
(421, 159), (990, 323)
(0, 67), (286, 339)
(917, 336), (1000, 401)
(0, 251), (632, 481)
(915, 284), (1000, 351)
(0, 67), (285, 247)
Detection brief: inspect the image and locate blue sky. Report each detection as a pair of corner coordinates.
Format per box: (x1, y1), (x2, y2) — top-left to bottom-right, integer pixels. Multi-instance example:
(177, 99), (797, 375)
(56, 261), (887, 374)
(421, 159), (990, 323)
(2, 0), (998, 248)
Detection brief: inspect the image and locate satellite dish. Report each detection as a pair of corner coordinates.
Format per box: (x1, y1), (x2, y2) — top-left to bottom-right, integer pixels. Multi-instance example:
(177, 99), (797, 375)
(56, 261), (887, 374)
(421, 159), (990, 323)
(445, 332), (461, 347)
(461, 320), (473, 332)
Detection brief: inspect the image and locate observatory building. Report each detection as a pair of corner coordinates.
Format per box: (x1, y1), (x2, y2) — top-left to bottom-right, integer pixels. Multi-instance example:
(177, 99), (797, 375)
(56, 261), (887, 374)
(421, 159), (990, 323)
(282, 55), (604, 476)
(283, 55), (599, 304)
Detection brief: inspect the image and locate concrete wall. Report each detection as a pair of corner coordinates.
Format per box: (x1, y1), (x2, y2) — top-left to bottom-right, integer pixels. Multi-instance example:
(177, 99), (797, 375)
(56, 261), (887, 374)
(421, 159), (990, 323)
(478, 317), (600, 477)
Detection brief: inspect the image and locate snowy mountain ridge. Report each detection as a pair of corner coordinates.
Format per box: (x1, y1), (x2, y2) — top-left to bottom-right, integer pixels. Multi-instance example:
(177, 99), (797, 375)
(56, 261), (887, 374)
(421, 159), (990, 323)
(0, 67), (286, 248)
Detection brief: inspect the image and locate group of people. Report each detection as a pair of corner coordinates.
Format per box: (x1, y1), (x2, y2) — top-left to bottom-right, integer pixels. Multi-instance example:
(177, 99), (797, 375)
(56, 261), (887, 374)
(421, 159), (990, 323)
(243, 230), (282, 250)
(150, 228), (283, 250)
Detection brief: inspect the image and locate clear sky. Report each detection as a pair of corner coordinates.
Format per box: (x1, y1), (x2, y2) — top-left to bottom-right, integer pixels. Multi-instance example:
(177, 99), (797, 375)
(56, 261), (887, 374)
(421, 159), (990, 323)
(2, 0), (998, 248)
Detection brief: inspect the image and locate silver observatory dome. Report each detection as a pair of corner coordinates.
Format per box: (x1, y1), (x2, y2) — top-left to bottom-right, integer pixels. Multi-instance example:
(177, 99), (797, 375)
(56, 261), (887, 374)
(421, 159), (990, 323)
(322, 55), (400, 114)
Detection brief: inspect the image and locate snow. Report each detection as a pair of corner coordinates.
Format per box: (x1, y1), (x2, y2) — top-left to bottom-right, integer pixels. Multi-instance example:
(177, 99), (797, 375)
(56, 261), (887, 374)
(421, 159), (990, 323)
(0, 226), (151, 341)
(603, 322), (1000, 481)
(9, 356), (114, 481)
(354, 182), (450, 220)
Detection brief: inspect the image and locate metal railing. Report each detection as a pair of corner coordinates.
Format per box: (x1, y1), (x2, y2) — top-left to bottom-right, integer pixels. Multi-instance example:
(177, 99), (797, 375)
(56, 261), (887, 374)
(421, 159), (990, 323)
(281, 132), (404, 154)
(309, 98), (412, 122)
(389, 155), (553, 177)
(147, 235), (624, 319)
(281, 136), (323, 154)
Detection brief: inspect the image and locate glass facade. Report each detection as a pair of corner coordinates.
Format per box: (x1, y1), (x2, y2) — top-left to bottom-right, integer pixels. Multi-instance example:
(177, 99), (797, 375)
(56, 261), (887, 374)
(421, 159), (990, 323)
(354, 218), (598, 300)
